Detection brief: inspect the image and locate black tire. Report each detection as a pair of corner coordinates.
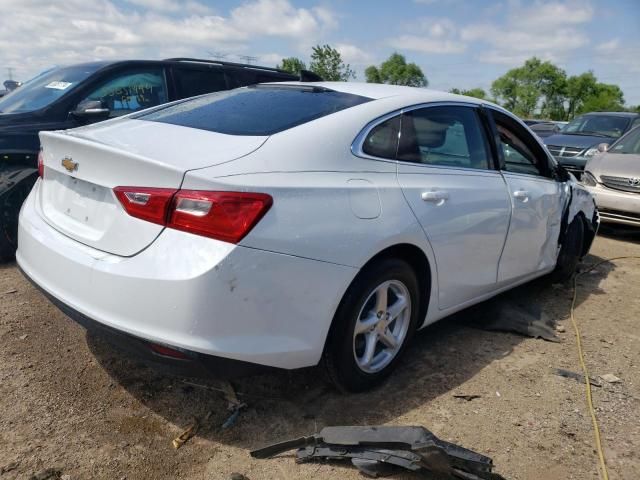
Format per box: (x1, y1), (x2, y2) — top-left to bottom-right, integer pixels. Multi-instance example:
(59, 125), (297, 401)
(0, 178), (32, 262)
(551, 216), (584, 283)
(322, 257), (421, 393)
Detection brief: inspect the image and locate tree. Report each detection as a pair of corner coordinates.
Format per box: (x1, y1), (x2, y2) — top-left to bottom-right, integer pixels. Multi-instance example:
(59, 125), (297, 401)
(577, 83), (625, 114)
(276, 57), (307, 75)
(490, 57), (567, 119)
(449, 87), (486, 99)
(566, 72), (599, 119)
(309, 44), (355, 81)
(365, 53), (427, 87)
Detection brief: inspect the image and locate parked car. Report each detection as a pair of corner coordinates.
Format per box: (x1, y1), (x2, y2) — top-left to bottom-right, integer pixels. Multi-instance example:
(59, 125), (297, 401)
(528, 121), (561, 138)
(543, 112), (640, 178)
(17, 83), (598, 392)
(0, 80), (21, 98)
(582, 126), (640, 226)
(0, 58), (315, 260)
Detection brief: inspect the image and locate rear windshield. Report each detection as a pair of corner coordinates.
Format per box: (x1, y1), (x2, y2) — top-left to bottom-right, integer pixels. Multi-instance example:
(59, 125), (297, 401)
(137, 86), (372, 136)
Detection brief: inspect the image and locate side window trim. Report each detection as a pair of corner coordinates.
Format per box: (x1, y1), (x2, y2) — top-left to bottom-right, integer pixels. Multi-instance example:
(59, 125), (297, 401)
(478, 106), (504, 171)
(352, 101), (498, 172)
(485, 106), (555, 179)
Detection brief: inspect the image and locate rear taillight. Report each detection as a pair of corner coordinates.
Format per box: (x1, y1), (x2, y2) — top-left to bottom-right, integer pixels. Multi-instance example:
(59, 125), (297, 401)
(37, 150), (44, 177)
(113, 187), (177, 225)
(113, 187), (272, 244)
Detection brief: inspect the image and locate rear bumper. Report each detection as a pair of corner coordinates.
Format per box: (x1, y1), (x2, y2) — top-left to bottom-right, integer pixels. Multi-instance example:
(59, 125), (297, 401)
(19, 266), (269, 378)
(17, 180), (357, 370)
(585, 183), (640, 227)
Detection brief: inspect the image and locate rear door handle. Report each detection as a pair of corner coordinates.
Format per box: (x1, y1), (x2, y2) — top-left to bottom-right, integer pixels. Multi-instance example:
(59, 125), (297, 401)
(513, 190), (529, 202)
(421, 190), (449, 204)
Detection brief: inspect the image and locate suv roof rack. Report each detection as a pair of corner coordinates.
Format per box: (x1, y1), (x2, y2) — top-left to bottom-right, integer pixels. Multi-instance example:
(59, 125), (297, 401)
(163, 57), (290, 75)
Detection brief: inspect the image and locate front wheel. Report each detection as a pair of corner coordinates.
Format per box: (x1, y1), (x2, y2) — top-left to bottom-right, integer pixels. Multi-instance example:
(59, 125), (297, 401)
(322, 258), (420, 393)
(551, 216), (584, 283)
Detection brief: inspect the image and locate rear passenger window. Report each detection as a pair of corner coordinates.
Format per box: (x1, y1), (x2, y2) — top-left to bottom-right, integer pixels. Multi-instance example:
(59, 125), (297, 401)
(397, 106), (491, 170)
(362, 116), (400, 159)
(173, 68), (227, 99)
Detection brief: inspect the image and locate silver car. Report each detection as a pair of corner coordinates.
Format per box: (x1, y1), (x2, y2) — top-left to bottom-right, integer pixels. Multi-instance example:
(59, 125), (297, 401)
(583, 126), (640, 226)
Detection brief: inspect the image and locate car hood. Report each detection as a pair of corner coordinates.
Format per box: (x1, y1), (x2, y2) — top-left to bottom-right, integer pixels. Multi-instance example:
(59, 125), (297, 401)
(543, 133), (613, 150)
(585, 152), (640, 180)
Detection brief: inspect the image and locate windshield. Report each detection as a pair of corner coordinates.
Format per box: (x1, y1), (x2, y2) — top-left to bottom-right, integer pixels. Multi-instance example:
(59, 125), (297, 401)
(0, 64), (101, 113)
(562, 114), (630, 138)
(138, 86), (372, 136)
(609, 127), (640, 155)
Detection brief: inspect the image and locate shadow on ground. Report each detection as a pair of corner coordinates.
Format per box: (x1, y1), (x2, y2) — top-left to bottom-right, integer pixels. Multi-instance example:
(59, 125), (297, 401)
(86, 252), (615, 451)
(597, 224), (640, 244)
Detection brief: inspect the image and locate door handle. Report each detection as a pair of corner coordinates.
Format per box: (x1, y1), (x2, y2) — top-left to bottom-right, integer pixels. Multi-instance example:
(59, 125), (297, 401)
(513, 190), (529, 202)
(421, 190), (449, 204)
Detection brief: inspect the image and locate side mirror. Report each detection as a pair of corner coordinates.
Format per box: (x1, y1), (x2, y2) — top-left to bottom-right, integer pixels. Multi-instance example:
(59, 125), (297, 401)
(597, 143), (610, 153)
(555, 163), (570, 182)
(71, 100), (110, 120)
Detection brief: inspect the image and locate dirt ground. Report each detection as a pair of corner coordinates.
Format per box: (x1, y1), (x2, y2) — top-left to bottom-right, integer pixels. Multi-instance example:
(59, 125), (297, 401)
(1, 228), (639, 480)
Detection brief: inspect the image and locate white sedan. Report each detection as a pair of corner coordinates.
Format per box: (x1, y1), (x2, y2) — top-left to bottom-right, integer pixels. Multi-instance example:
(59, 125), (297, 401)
(17, 82), (598, 392)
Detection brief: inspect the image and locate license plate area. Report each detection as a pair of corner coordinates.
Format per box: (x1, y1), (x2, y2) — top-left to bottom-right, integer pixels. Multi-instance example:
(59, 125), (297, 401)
(42, 170), (117, 241)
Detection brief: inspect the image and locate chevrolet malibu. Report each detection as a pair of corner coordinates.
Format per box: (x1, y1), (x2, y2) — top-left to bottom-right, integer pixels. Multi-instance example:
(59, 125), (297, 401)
(17, 83), (598, 392)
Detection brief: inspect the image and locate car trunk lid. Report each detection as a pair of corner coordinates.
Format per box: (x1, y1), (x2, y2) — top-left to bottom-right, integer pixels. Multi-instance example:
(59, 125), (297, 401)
(38, 120), (267, 256)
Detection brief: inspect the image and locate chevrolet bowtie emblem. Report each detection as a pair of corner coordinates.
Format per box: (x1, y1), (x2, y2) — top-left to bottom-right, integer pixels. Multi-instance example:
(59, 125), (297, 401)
(61, 157), (78, 173)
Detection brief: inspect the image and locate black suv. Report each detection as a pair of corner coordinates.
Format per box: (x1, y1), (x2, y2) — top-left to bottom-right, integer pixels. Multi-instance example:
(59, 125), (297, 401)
(0, 58), (313, 259)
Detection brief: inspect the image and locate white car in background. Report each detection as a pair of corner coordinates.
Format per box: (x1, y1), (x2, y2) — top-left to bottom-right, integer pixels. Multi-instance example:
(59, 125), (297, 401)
(17, 83), (598, 392)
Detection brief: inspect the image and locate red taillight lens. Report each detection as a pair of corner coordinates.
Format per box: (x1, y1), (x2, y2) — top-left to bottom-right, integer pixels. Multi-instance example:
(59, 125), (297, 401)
(168, 190), (272, 243)
(113, 187), (272, 244)
(113, 187), (177, 225)
(37, 150), (44, 178)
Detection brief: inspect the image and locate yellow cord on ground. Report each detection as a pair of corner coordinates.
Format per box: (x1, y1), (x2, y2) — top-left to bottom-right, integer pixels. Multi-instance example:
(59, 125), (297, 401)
(571, 255), (640, 480)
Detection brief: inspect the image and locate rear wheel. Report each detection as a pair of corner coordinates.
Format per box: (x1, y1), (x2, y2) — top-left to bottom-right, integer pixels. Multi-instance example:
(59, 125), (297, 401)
(322, 258), (420, 392)
(551, 216), (584, 283)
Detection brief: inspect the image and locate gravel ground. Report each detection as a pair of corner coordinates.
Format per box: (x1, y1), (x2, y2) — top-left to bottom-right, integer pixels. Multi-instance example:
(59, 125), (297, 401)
(1, 229), (639, 480)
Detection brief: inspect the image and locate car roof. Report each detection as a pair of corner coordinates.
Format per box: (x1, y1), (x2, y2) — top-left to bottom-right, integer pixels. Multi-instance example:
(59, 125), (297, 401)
(581, 111), (639, 117)
(50, 58), (295, 76)
(264, 81), (488, 104)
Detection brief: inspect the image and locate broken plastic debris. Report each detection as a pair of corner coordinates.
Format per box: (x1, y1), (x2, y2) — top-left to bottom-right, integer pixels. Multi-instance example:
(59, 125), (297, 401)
(251, 425), (506, 479)
(554, 368), (602, 387)
(172, 411), (211, 449)
(600, 374), (622, 384)
(453, 394), (482, 401)
(172, 420), (199, 449)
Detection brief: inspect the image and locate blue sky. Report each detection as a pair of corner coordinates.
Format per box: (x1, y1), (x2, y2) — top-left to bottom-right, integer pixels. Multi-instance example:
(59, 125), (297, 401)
(2, 0), (639, 103)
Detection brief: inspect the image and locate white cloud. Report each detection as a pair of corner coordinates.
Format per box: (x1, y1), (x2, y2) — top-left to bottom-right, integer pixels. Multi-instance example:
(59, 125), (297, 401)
(389, 35), (466, 54)
(595, 38), (620, 53)
(387, 18), (467, 55)
(0, 0), (337, 81)
(335, 43), (374, 66)
(461, 1), (594, 65)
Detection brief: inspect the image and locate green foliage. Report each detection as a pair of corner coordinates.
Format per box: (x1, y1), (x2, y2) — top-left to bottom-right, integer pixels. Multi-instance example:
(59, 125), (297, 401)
(277, 57), (307, 75)
(449, 87), (486, 99)
(577, 83), (625, 114)
(490, 57), (567, 119)
(365, 53), (427, 87)
(491, 57), (626, 119)
(309, 45), (355, 81)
